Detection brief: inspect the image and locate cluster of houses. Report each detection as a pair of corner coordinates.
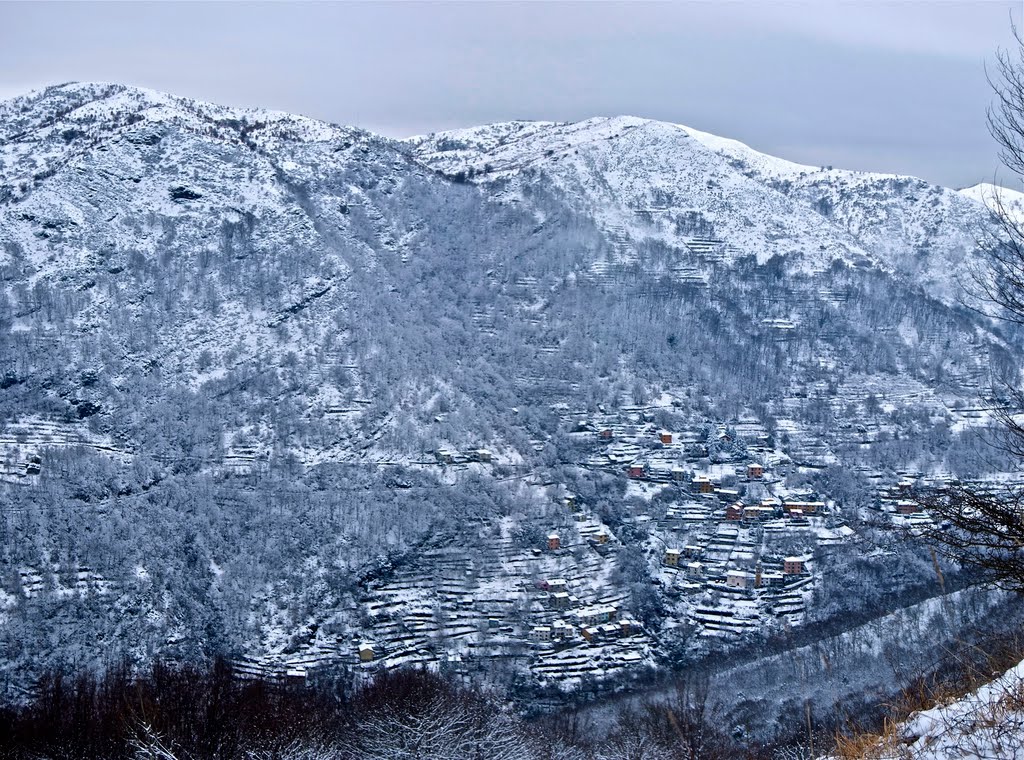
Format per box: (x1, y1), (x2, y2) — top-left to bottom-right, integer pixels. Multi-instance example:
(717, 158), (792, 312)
(583, 422), (761, 481)
(658, 489), (821, 589)
(545, 528), (610, 553)
(434, 447), (494, 465)
(337, 408), (904, 676)
(572, 410), (840, 633)
(624, 459), (767, 483)
(873, 475), (939, 536)
(664, 543), (807, 591)
(0, 451), (42, 483)
(529, 593), (642, 646)
(723, 498), (824, 523)
(574, 413), (766, 479)
(879, 476), (925, 514)
(263, 407), (939, 682)
(650, 463), (825, 531)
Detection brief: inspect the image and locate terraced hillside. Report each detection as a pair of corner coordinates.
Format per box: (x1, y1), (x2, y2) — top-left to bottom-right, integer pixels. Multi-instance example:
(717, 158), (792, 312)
(0, 84), (1021, 707)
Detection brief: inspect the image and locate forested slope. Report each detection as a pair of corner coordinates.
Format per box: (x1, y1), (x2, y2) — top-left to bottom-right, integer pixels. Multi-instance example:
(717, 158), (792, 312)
(0, 84), (1019, 699)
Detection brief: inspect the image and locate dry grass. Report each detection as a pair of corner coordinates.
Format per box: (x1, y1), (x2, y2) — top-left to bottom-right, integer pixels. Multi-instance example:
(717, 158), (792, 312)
(830, 632), (1024, 759)
(998, 674), (1024, 713)
(830, 718), (909, 760)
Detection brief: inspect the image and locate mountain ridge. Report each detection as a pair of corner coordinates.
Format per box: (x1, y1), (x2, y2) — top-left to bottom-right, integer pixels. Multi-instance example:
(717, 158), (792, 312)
(410, 114), (1002, 300)
(7, 81), (1008, 212)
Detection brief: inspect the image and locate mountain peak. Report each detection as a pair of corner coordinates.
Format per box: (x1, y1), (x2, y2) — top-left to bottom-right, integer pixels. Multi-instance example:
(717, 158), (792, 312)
(0, 82), (390, 205)
(409, 114), (921, 188)
(958, 181), (1024, 223)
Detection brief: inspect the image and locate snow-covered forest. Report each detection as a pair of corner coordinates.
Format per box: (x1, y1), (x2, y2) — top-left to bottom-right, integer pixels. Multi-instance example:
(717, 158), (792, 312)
(1, 83), (1023, 752)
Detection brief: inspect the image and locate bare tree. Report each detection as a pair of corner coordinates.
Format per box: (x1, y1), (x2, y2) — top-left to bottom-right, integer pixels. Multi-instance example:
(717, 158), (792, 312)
(351, 695), (530, 760)
(129, 721), (185, 760)
(969, 27), (1024, 323)
(919, 26), (1024, 592)
(346, 670), (531, 760)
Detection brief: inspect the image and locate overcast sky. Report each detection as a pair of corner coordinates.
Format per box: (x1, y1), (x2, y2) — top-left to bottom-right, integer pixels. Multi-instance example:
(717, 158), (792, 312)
(0, 1), (1019, 188)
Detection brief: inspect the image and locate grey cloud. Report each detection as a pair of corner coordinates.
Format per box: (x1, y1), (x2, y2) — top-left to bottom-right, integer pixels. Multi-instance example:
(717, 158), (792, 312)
(0, 0), (1019, 188)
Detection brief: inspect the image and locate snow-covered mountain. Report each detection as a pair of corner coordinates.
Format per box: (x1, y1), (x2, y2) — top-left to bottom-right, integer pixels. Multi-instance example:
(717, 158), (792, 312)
(1, 82), (424, 381)
(1, 84), (1022, 716)
(959, 180), (1024, 226)
(410, 116), (875, 272)
(410, 116), (1003, 300)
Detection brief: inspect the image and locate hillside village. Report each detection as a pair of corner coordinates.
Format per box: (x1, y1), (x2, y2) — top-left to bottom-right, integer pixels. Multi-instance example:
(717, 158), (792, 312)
(0, 381), (991, 697)
(215, 402), (951, 692)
